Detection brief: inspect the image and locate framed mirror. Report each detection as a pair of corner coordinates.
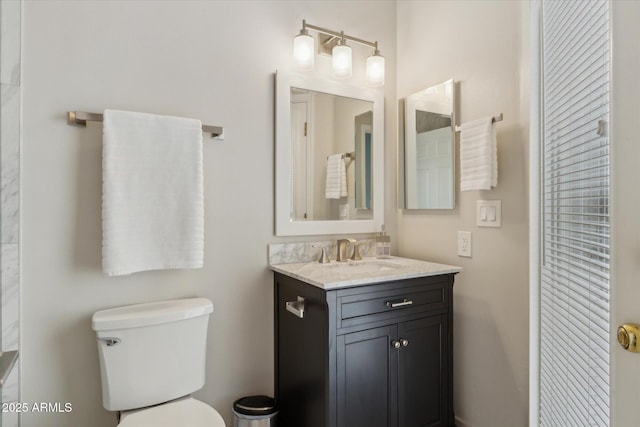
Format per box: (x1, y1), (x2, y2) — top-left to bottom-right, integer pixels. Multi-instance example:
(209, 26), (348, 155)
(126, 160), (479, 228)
(275, 70), (384, 236)
(402, 79), (456, 209)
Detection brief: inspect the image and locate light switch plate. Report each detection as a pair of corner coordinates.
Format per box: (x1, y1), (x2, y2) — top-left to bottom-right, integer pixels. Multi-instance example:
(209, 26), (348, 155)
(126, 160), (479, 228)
(477, 200), (502, 227)
(458, 231), (472, 257)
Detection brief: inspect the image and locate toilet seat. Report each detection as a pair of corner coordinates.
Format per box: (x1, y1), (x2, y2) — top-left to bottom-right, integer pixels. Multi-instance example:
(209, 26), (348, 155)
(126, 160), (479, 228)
(117, 397), (225, 427)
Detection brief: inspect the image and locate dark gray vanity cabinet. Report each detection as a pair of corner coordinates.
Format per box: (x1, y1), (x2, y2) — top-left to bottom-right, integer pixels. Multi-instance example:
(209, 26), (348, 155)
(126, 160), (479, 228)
(274, 272), (456, 427)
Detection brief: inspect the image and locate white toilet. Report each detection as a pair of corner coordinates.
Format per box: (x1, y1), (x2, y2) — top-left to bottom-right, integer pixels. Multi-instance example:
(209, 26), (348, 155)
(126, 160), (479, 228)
(91, 297), (225, 426)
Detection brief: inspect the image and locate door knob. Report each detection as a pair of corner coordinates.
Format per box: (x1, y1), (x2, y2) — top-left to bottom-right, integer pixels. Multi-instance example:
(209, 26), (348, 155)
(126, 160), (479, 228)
(391, 340), (401, 349)
(400, 338), (409, 347)
(617, 323), (640, 352)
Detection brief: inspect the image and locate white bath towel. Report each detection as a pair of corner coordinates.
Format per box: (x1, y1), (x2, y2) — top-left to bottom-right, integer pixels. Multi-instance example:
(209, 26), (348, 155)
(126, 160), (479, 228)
(102, 110), (204, 276)
(459, 117), (498, 191)
(325, 154), (347, 199)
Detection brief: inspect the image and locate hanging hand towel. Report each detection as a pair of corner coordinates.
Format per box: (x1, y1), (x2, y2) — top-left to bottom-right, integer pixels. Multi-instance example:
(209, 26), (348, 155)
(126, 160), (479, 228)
(459, 117), (498, 191)
(102, 109), (204, 276)
(325, 154), (348, 199)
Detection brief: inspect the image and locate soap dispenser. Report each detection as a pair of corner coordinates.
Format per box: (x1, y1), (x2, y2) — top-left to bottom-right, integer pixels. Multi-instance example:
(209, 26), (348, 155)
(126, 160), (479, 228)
(376, 225), (391, 259)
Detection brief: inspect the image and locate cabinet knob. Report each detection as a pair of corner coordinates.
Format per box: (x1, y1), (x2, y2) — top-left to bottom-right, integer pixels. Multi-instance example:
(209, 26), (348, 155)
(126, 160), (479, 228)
(391, 340), (401, 349)
(400, 338), (409, 347)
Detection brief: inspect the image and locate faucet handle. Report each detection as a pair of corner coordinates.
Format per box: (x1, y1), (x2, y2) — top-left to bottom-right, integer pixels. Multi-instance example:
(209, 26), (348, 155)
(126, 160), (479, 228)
(312, 245), (331, 263)
(350, 242), (364, 261)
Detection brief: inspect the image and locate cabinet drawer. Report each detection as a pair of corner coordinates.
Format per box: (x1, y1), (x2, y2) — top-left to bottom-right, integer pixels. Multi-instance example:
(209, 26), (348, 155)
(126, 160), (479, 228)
(337, 279), (447, 328)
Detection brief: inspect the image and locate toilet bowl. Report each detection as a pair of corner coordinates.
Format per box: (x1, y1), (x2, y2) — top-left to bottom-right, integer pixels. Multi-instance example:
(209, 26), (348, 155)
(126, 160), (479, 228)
(117, 397), (224, 427)
(92, 298), (225, 426)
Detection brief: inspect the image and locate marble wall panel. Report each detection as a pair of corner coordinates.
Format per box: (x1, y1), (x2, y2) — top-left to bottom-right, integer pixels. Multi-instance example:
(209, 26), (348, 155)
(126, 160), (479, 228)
(268, 239), (376, 265)
(1, 0), (21, 416)
(0, 0), (21, 85)
(1, 244), (19, 351)
(1, 84), (20, 244)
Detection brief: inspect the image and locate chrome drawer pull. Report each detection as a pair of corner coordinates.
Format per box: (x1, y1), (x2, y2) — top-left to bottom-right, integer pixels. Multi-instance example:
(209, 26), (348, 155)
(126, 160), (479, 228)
(385, 298), (413, 308)
(286, 297), (305, 319)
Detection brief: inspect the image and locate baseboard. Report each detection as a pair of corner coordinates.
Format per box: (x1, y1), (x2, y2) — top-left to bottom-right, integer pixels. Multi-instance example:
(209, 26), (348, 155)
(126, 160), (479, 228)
(455, 416), (473, 427)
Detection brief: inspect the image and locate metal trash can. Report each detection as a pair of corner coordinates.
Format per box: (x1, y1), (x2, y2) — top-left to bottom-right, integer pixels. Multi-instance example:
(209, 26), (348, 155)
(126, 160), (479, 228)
(232, 395), (278, 427)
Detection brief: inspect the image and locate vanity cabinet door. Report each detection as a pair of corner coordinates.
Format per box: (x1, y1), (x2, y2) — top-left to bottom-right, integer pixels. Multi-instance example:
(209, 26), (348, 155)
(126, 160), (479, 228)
(274, 273), (331, 427)
(336, 325), (399, 427)
(398, 314), (451, 427)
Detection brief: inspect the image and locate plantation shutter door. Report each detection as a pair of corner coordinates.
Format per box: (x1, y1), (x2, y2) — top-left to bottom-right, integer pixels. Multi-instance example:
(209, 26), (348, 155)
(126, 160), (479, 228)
(540, 0), (610, 426)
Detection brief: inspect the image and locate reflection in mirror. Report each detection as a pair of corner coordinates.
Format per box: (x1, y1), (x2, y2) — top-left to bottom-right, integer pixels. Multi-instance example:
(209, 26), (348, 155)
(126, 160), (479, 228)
(275, 71), (384, 236)
(290, 88), (373, 221)
(355, 111), (372, 211)
(403, 79), (455, 209)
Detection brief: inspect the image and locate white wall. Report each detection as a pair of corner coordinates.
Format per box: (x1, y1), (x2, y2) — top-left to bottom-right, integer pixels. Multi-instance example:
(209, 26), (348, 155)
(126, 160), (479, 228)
(20, 1), (396, 426)
(332, 97), (372, 220)
(312, 92), (335, 220)
(396, 2), (529, 426)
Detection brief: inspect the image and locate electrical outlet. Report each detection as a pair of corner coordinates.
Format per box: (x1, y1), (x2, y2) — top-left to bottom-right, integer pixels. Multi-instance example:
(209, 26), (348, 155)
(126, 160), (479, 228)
(458, 231), (472, 257)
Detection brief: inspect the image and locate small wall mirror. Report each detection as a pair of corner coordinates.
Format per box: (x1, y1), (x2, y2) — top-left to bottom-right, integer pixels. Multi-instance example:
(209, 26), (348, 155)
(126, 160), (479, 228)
(275, 71), (384, 236)
(401, 79), (456, 209)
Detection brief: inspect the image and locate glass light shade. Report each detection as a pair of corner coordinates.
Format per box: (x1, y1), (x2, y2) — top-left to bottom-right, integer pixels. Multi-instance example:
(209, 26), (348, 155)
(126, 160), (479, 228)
(332, 44), (352, 79)
(293, 33), (315, 71)
(366, 53), (385, 87)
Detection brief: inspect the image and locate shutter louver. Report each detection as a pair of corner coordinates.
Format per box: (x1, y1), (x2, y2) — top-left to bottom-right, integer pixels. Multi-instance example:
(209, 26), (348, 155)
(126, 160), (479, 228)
(540, 0), (610, 426)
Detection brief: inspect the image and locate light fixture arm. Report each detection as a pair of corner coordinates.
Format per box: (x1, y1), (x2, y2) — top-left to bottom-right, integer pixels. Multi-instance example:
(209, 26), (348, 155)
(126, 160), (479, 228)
(293, 20), (385, 86)
(301, 20), (378, 50)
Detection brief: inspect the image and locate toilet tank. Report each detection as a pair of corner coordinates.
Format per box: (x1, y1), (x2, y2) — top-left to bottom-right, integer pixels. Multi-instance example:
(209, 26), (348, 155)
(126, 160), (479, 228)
(91, 298), (214, 411)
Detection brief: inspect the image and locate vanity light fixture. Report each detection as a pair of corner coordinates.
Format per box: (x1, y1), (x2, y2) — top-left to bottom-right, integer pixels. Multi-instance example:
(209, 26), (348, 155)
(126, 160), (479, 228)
(292, 20), (385, 87)
(366, 47), (385, 87)
(293, 26), (315, 70)
(332, 33), (352, 79)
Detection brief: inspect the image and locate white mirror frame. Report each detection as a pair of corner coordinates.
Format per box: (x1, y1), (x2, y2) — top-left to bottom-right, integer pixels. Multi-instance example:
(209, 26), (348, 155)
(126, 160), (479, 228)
(275, 70), (384, 236)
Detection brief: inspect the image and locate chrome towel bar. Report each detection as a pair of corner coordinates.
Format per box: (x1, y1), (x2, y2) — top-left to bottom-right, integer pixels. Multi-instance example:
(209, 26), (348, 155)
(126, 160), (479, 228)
(67, 111), (224, 139)
(454, 113), (503, 133)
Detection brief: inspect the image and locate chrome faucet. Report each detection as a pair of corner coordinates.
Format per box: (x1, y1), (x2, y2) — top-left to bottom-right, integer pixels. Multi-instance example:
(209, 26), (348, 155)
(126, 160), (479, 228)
(351, 242), (363, 261)
(312, 245), (331, 263)
(336, 238), (356, 262)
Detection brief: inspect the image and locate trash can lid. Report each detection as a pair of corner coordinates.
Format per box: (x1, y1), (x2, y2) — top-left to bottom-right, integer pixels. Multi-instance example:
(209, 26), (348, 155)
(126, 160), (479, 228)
(233, 395), (277, 416)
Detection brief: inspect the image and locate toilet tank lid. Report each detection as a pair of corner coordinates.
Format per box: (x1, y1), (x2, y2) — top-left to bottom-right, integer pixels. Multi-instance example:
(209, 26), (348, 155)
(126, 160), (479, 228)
(92, 298), (213, 331)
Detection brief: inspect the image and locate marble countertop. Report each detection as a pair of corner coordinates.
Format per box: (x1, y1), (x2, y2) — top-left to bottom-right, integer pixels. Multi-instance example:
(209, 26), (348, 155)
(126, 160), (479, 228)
(270, 256), (461, 290)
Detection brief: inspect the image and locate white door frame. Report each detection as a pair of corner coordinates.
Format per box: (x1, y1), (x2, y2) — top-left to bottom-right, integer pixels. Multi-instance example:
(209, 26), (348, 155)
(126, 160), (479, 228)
(291, 92), (315, 220)
(610, 1), (640, 425)
(528, 2), (542, 426)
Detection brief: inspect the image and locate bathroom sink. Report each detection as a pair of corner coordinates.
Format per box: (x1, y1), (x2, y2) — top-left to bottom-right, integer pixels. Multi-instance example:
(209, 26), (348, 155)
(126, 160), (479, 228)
(339, 259), (406, 272)
(271, 256), (461, 290)
(299, 258), (405, 274)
